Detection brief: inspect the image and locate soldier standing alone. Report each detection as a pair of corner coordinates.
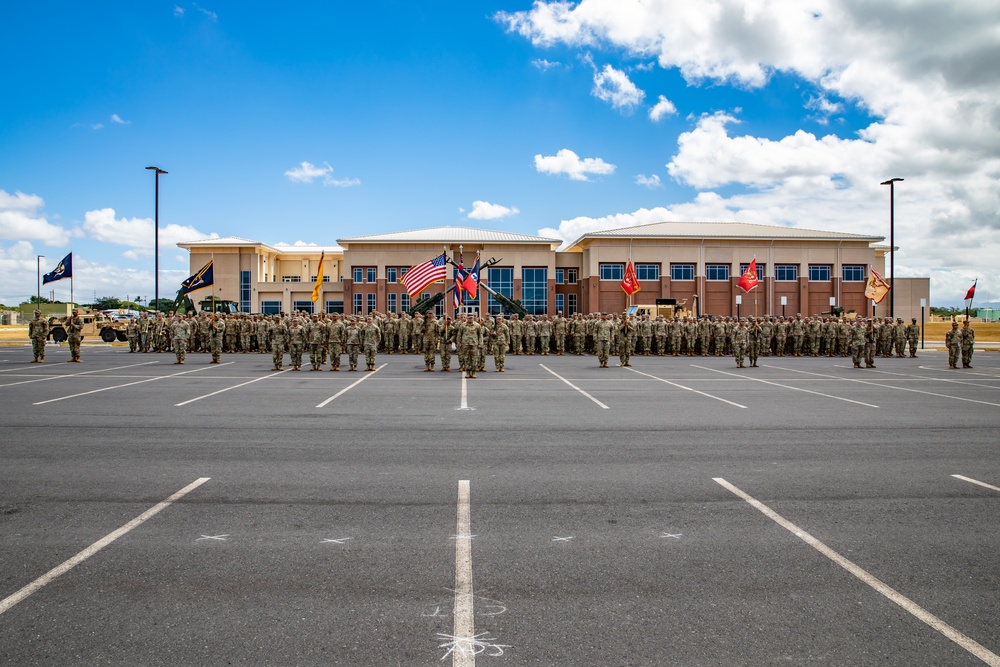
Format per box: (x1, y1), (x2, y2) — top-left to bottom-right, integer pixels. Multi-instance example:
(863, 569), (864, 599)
(65, 309), (84, 362)
(29, 311), (49, 363)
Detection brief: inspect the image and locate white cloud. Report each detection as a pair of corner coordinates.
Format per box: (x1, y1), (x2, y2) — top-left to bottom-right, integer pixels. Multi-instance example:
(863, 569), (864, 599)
(468, 200), (520, 220)
(174, 6), (185, 17)
(532, 58), (564, 71)
(82, 208), (216, 259)
(0, 190), (71, 246)
(534, 148), (616, 181)
(284, 161), (360, 187)
(592, 64), (644, 111)
(649, 95), (677, 122)
(193, 3), (217, 22)
(635, 174), (661, 188)
(110, 113), (131, 125)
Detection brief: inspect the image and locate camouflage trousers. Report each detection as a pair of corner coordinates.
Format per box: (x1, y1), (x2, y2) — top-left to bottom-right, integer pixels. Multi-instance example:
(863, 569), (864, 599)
(948, 345), (960, 367)
(364, 344), (377, 368)
(539, 336), (550, 355)
(962, 345), (974, 367)
(440, 342), (451, 370)
(32, 338), (45, 361)
(174, 339), (188, 363)
(525, 335), (536, 354)
(210, 340), (222, 363)
(128, 335), (138, 353)
(494, 345), (506, 371)
(68, 336), (82, 361)
(272, 346), (285, 370)
(733, 342), (746, 367)
(289, 343), (304, 368)
(596, 340), (610, 365)
(461, 344), (478, 375)
(423, 341), (438, 369)
(346, 344), (360, 368)
(574, 335), (585, 355)
(852, 343), (864, 367)
(329, 342), (343, 370)
(554, 335), (565, 354)
(310, 343), (324, 369)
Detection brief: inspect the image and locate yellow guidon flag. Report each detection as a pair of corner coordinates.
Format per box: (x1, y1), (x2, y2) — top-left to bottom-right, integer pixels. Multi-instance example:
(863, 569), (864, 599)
(310, 251), (325, 303)
(864, 265), (891, 304)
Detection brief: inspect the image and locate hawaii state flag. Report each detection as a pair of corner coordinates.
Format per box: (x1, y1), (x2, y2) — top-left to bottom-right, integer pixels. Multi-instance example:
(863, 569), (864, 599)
(738, 258), (759, 292)
(864, 265), (891, 304)
(621, 261), (640, 296)
(965, 279), (977, 308)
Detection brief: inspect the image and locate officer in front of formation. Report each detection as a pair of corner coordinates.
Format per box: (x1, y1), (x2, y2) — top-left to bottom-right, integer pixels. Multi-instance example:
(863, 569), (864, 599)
(29, 310), (49, 363)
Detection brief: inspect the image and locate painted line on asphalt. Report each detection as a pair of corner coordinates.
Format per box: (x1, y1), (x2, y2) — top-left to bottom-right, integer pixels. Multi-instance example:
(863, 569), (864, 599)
(315, 363), (386, 408)
(540, 364), (609, 409)
(952, 474), (1000, 493)
(696, 365), (879, 408)
(767, 365), (1000, 408)
(714, 477), (1000, 667)
(628, 367), (747, 409)
(33, 363), (232, 405)
(175, 369), (290, 406)
(458, 373), (473, 411)
(453, 479), (475, 666)
(0, 477), (211, 617)
(0, 361), (160, 388)
(918, 365), (1000, 379)
(832, 365), (1000, 391)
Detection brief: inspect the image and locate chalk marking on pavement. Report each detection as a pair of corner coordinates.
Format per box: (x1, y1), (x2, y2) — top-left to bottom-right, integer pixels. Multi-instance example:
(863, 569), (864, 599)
(952, 475), (1000, 493)
(714, 477), (1000, 667)
(0, 361), (159, 387)
(450, 479), (477, 665)
(33, 363), (232, 405)
(321, 537), (352, 544)
(176, 369), (289, 406)
(660, 533), (683, 539)
(767, 365), (1000, 408)
(196, 534), (229, 541)
(540, 364), (609, 409)
(832, 365), (1000, 392)
(552, 536), (574, 542)
(0, 477), (210, 617)
(628, 367), (748, 409)
(699, 365), (880, 408)
(315, 363), (386, 408)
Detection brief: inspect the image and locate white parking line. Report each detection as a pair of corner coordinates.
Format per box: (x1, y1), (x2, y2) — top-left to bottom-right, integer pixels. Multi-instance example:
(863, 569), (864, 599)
(0, 477), (210, 617)
(540, 364), (609, 409)
(315, 363), (386, 408)
(698, 364), (879, 408)
(833, 365), (1000, 391)
(33, 363), (232, 405)
(176, 369), (290, 406)
(627, 367), (747, 409)
(453, 479), (475, 666)
(766, 365), (1000, 408)
(714, 478), (1000, 667)
(952, 475), (1000, 493)
(0, 361), (159, 388)
(458, 374), (472, 411)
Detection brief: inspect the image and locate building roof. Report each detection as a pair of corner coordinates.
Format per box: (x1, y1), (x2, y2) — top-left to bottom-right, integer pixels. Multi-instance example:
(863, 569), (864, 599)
(337, 226), (561, 246)
(177, 237), (343, 254)
(564, 221), (884, 250)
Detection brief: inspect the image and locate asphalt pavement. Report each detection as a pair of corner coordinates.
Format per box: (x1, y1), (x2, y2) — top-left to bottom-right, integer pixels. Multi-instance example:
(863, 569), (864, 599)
(0, 344), (998, 666)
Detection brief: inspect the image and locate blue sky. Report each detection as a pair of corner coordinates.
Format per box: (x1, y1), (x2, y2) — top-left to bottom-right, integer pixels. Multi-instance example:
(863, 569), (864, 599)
(2, 1), (997, 307)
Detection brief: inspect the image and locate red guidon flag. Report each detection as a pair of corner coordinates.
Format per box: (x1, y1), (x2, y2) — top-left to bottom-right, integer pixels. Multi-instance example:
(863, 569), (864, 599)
(738, 258), (759, 292)
(964, 279), (977, 307)
(621, 261), (640, 296)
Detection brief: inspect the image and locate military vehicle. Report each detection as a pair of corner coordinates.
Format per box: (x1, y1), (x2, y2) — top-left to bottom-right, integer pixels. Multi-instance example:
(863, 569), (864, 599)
(627, 297), (694, 319)
(48, 310), (127, 343)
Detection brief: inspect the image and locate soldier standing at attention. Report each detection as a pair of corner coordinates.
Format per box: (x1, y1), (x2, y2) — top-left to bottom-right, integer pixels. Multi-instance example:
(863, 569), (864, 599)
(594, 313), (613, 368)
(510, 314), (523, 355)
(905, 318), (920, 358)
(137, 311), (151, 352)
(362, 316), (381, 371)
(945, 321), (961, 369)
(65, 309), (84, 362)
(538, 315), (552, 355)
(850, 319), (865, 368)
(864, 319), (878, 368)
(524, 315), (537, 355)
(170, 314), (191, 364)
(29, 311), (49, 362)
(327, 314), (344, 371)
(747, 317), (762, 368)
(493, 315), (509, 372)
(732, 318), (749, 368)
(287, 317), (306, 370)
(269, 315), (289, 371)
(342, 317), (360, 371)
(422, 312), (440, 372)
(307, 314), (326, 371)
(209, 314), (225, 363)
(460, 314), (482, 379)
(960, 320), (975, 369)
(553, 311), (567, 355)
(126, 317), (139, 353)
(439, 315), (453, 372)
(411, 313), (424, 354)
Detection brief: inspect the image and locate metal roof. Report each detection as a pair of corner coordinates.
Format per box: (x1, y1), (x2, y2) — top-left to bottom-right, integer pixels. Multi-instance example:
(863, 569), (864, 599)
(177, 237), (344, 253)
(337, 226), (561, 245)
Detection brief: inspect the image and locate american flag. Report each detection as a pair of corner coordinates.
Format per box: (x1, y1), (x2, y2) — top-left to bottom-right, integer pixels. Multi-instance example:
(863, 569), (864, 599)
(401, 253), (447, 297)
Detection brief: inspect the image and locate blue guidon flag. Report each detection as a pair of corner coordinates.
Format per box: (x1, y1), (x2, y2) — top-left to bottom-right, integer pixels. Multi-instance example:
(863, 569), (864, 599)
(42, 253), (73, 284)
(180, 260), (215, 295)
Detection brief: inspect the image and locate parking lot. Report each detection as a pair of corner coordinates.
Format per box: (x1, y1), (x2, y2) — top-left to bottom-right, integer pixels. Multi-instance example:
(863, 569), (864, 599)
(1, 344), (998, 666)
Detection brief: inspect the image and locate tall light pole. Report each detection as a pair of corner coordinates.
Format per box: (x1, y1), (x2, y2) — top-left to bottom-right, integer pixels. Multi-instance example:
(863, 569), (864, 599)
(880, 177), (903, 319)
(146, 166), (168, 312)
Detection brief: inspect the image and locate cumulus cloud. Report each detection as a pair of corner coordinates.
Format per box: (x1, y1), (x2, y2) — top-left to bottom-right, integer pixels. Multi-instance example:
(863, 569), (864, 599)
(82, 208), (216, 260)
(284, 161), (360, 187)
(535, 148), (616, 181)
(649, 95), (677, 122)
(635, 174), (662, 188)
(592, 64), (644, 111)
(468, 200), (520, 220)
(111, 113), (131, 125)
(0, 190), (71, 246)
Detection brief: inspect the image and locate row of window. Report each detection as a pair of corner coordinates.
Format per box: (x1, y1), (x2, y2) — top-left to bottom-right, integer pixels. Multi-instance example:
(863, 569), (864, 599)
(599, 263), (867, 282)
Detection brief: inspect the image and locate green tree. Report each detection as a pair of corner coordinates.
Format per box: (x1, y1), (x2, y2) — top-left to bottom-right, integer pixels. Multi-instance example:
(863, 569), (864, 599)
(92, 296), (122, 310)
(29, 295), (53, 305)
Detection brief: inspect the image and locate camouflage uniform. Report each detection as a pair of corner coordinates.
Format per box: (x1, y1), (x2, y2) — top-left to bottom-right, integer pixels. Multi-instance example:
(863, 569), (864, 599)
(328, 315), (345, 370)
(65, 312), (84, 362)
(732, 320), (749, 368)
(850, 321), (865, 368)
(595, 316), (613, 367)
(524, 316), (537, 355)
(538, 316), (552, 355)
(906, 319), (920, 358)
(961, 322), (975, 368)
(362, 317), (381, 370)
(126, 318), (139, 353)
(308, 315), (328, 370)
(138, 313), (152, 352)
(493, 317), (509, 371)
(29, 312), (49, 362)
(209, 316), (225, 363)
(422, 314), (440, 371)
(439, 317), (453, 371)
(269, 317), (289, 370)
(553, 313), (567, 355)
(509, 315), (523, 355)
(170, 316), (191, 364)
(459, 316), (483, 378)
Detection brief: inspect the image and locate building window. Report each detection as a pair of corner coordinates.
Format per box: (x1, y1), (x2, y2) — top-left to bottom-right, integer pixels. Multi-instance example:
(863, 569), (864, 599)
(567, 268), (578, 284)
(309, 276), (331, 283)
(842, 265), (865, 282)
(387, 293), (397, 314)
(775, 264), (798, 281)
(240, 270), (251, 314)
(325, 300), (344, 314)
(670, 264), (695, 281)
(555, 269), (565, 285)
(808, 265), (832, 281)
(486, 267), (513, 315)
(261, 301), (281, 315)
(401, 293), (410, 312)
(706, 264), (730, 281)
(739, 263), (765, 281)
(281, 275), (301, 283)
(600, 263), (624, 281)
(386, 267), (398, 284)
(353, 293), (363, 314)
(366, 267), (376, 284)
(555, 293), (565, 314)
(292, 300), (314, 314)
(353, 268), (363, 284)
(567, 293), (578, 315)
(366, 293), (376, 314)
(434, 300), (444, 317)
(635, 264), (660, 281)
(522, 267), (548, 315)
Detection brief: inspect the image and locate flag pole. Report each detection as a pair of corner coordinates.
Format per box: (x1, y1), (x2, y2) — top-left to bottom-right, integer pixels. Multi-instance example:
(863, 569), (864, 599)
(37, 255), (43, 308)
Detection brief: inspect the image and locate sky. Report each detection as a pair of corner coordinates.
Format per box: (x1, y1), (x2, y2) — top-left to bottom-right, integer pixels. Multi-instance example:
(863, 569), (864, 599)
(1, 1), (997, 307)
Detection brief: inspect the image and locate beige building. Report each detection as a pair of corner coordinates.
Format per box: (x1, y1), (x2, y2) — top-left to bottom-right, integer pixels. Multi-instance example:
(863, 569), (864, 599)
(178, 221), (929, 319)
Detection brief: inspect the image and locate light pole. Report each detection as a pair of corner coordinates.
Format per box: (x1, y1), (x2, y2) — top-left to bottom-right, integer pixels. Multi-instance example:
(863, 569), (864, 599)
(880, 177), (903, 319)
(36, 255), (44, 308)
(146, 166), (168, 312)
